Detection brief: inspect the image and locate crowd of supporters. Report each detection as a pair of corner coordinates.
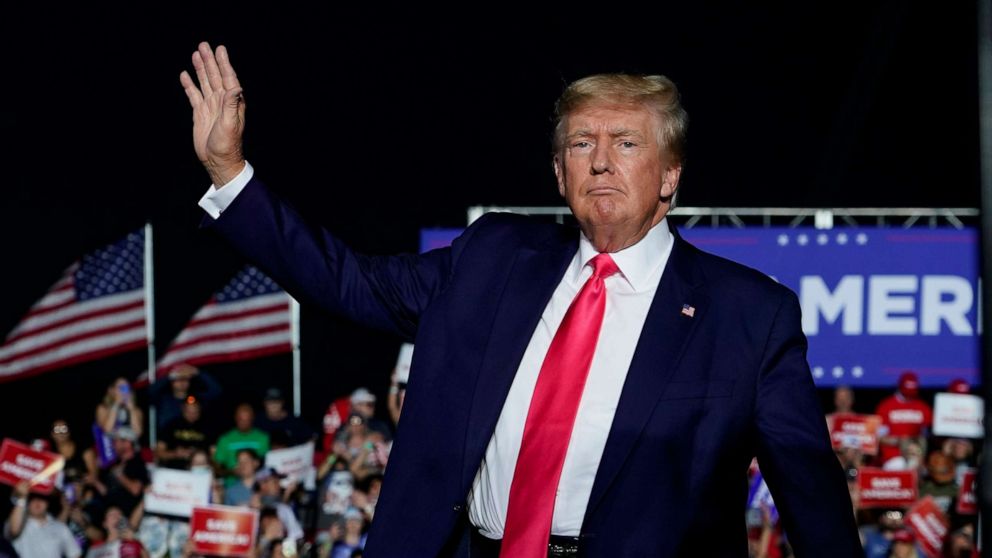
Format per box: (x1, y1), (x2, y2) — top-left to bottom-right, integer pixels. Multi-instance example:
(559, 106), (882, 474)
(0, 363), (982, 558)
(747, 372), (981, 558)
(1, 363), (407, 558)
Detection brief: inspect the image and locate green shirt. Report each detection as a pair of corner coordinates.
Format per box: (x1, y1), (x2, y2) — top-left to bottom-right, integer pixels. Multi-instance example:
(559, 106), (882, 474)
(214, 428), (270, 472)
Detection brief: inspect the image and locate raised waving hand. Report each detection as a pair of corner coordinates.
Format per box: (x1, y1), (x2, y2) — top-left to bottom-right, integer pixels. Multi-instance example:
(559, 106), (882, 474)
(179, 41), (246, 186)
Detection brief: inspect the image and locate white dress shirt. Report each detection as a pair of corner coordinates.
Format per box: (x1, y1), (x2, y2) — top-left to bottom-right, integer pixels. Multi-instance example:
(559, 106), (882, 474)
(199, 163), (674, 538)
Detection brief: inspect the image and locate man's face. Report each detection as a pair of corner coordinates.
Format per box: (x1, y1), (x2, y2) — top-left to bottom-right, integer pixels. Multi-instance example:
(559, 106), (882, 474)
(235, 452), (258, 477)
(352, 400), (374, 419)
(235, 407), (254, 431)
(264, 400), (283, 418)
(113, 438), (132, 456)
(182, 403), (201, 422)
(554, 102), (681, 246)
(27, 496), (47, 518)
(834, 387), (853, 411)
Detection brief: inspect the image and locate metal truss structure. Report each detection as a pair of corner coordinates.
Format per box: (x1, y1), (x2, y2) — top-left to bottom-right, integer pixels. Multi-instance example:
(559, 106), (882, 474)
(467, 206), (980, 230)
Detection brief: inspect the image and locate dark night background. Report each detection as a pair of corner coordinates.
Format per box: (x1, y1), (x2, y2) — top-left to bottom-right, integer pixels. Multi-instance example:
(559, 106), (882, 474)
(0, 4), (980, 445)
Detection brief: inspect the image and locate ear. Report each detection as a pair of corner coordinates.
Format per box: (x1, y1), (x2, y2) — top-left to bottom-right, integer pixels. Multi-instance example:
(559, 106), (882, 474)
(660, 162), (682, 199)
(553, 155), (566, 197)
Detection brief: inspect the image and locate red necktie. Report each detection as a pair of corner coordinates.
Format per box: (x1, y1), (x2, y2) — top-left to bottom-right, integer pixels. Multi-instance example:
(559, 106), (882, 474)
(499, 253), (620, 558)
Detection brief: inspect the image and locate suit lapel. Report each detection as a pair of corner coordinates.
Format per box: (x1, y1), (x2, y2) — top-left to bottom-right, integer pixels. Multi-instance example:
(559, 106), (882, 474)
(460, 228), (577, 490)
(583, 232), (709, 521)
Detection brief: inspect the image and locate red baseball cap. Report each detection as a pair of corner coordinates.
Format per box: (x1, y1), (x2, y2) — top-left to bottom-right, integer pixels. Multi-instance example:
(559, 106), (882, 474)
(948, 378), (970, 394)
(898, 372), (919, 398)
(892, 529), (915, 544)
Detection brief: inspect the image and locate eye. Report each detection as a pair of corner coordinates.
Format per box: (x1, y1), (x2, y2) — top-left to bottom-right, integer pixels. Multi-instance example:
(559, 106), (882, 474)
(620, 141), (637, 149)
(572, 141), (591, 149)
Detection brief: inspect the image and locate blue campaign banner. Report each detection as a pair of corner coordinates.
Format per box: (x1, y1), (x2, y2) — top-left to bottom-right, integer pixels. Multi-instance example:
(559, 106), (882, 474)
(680, 227), (980, 388)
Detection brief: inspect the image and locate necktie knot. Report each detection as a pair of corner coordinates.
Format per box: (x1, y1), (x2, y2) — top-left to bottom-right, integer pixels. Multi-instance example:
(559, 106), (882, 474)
(589, 253), (620, 280)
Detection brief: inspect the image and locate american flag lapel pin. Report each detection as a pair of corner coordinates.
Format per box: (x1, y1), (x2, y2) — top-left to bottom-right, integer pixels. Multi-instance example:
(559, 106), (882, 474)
(681, 304), (695, 318)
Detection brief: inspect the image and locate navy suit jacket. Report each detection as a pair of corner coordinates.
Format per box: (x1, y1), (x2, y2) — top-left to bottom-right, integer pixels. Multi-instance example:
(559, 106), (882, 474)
(207, 176), (862, 557)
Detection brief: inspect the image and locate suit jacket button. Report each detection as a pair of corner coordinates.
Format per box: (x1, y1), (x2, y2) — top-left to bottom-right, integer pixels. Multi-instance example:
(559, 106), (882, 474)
(452, 504), (464, 512)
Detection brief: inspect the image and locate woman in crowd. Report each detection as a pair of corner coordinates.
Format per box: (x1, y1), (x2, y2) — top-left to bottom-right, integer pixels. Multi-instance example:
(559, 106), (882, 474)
(93, 378), (143, 468)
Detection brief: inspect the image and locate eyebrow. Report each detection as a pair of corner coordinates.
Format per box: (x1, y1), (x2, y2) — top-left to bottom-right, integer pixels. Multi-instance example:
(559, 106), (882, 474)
(566, 128), (647, 141)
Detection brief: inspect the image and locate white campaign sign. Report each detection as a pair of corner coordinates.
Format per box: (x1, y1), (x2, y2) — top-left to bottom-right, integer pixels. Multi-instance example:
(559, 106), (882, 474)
(265, 442), (316, 490)
(143, 467), (213, 517)
(933, 393), (984, 438)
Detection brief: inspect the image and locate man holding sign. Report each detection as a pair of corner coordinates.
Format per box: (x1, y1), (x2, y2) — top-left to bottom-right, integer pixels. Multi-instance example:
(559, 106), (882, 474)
(4, 481), (81, 558)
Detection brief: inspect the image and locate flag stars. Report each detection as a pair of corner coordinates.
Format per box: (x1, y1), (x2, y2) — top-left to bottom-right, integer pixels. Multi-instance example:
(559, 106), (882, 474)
(777, 234), (789, 246)
(851, 366), (864, 378)
(816, 234), (829, 246)
(797, 234), (809, 246)
(832, 366), (844, 378)
(836, 233), (849, 245)
(856, 233), (869, 245)
(812, 366), (825, 379)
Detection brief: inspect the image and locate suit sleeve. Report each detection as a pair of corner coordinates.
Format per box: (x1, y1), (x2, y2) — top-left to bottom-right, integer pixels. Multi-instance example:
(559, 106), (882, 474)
(203, 174), (471, 341)
(753, 289), (863, 557)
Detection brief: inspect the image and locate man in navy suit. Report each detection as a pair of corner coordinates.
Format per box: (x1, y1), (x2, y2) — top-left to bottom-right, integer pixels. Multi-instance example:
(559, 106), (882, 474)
(180, 42), (862, 557)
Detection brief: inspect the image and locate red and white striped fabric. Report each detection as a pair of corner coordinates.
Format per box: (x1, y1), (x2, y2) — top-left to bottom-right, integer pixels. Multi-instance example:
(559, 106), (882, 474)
(0, 230), (148, 381)
(155, 265), (292, 374)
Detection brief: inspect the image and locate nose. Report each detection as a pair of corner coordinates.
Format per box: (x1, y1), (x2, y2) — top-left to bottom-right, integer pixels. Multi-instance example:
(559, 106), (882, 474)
(590, 143), (613, 174)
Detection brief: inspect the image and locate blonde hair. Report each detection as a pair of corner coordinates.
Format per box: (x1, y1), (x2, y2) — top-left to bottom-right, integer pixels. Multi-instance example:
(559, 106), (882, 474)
(553, 73), (688, 163)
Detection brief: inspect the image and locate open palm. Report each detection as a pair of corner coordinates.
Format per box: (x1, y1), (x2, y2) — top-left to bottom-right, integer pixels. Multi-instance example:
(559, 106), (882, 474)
(179, 42), (246, 185)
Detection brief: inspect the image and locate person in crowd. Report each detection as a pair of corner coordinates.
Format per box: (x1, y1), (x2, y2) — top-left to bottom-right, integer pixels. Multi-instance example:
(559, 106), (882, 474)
(351, 475), (382, 522)
(387, 372), (407, 427)
(251, 468), (303, 542)
(346, 389), (391, 441)
(885, 530), (919, 558)
(832, 385), (855, 415)
(329, 508), (367, 558)
(942, 437), (975, 484)
(89, 428), (149, 518)
(155, 396), (214, 469)
(943, 524), (976, 558)
(188, 449), (212, 476)
(316, 453), (354, 530)
(875, 371), (933, 464)
(93, 378), (143, 468)
(148, 364), (222, 430)
(333, 414), (387, 482)
(255, 388), (315, 447)
(213, 403), (270, 478)
(3, 481), (81, 558)
(85, 506), (147, 558)
(223, 449), (261, 507)
(49, 419), (98, 494)
(861, 510), (905, 558)
(881, 438), (924, 473)
(947, 378), (971, 395)
(919, 450), (958, 515)
(322, 396), (353, 456)
(254, 507), (287, 558)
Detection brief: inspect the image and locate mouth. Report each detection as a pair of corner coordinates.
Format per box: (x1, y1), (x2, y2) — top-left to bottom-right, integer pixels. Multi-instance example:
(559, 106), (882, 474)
(587, 186), (623, 196)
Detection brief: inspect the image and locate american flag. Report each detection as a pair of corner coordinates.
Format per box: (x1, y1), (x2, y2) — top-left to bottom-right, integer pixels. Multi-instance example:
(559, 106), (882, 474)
(0, 229), (148, 381)
(155, 265), (293, 373)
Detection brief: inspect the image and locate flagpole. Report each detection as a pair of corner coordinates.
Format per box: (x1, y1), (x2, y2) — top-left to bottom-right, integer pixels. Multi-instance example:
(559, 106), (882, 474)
(290, 296), (301, 417)
(144, 222), (158, 448)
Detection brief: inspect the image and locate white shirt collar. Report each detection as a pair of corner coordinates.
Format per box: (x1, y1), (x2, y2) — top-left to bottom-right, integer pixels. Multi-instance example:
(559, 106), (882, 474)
(575, 217), (673, 292)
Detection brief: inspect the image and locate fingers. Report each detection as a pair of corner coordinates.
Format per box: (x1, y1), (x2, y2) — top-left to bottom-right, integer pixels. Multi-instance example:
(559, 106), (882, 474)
(216, 45), (241, 91)
(192, 50), (213, 98)
(198, 42), (225, 94)
(179, 71), (203, 108)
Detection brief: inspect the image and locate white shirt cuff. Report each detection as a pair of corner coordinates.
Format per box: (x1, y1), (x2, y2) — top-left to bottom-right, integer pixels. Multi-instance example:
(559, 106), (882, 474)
(198, 161), (255, 219)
